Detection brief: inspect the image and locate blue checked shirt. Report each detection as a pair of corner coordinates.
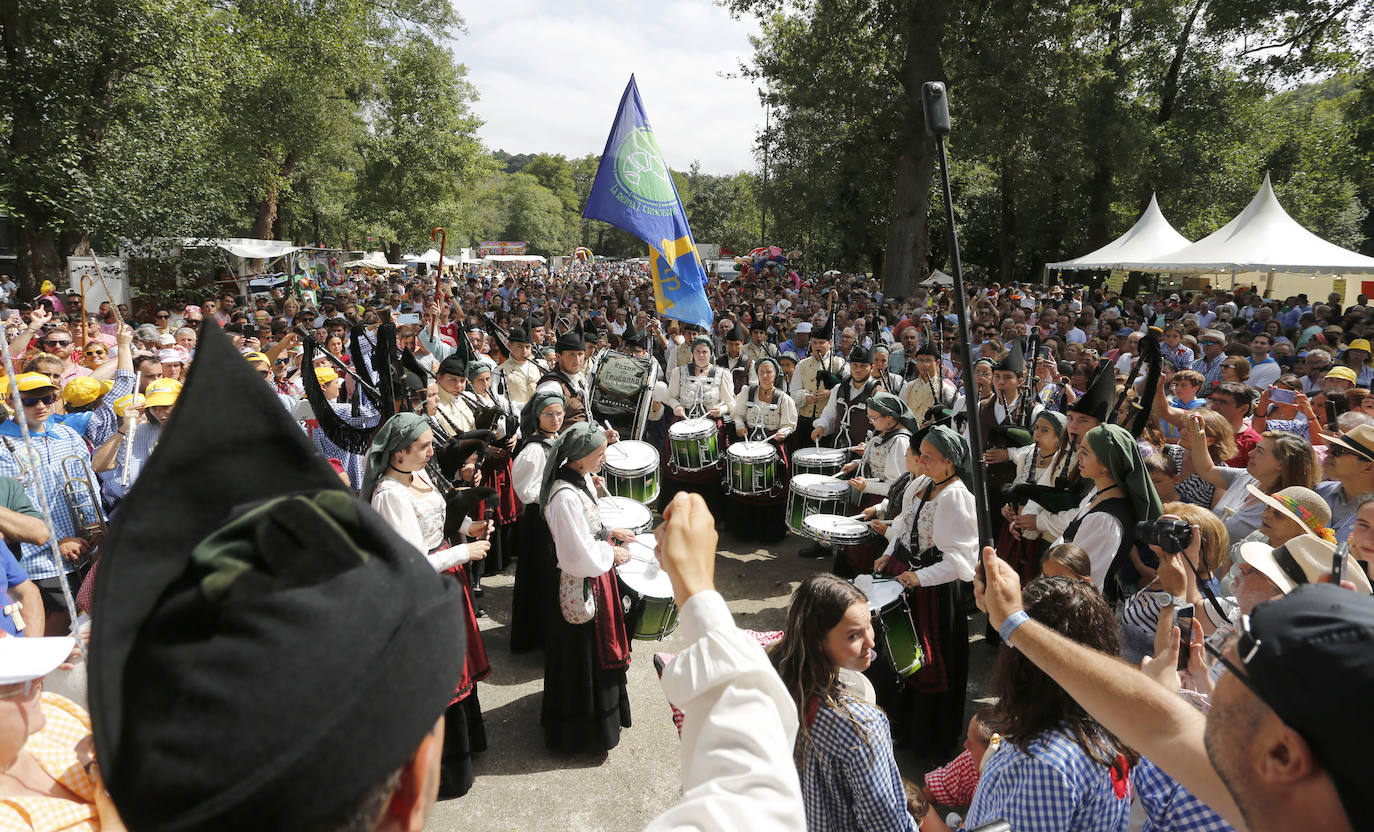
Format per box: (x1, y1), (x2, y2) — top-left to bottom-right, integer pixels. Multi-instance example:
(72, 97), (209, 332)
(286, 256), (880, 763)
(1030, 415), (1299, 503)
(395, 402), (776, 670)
(1190, 354), (1225, 385)
(97, 419), (162, 507)
(312, 397), (379, 491)
(1132, 757), (1236, 832)
(798, 697), (919, 832)
(83, 369), (136, 448)
(0, 420), (102, 581)
(965, 727), (1131, 832)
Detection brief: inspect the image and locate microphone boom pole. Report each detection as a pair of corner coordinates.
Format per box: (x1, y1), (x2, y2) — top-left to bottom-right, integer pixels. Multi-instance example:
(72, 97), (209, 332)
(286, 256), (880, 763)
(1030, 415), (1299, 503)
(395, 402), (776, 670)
(922, 81), (993, 548)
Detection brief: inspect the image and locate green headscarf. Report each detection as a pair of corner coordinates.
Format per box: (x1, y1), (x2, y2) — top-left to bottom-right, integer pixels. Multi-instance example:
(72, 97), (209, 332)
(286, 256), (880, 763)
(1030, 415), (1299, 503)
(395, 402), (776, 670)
(517, 389), (566, 454)
(361, 412), (431, 502)
(1034, 410), (1068, 446)
(690, 335), (714, 353)
(466, 357), (495, 381)
(538, 421), (607, 506)
(867, 391), (920, 435)
(921, 424), (973, 489)
(1084, 423), (1162, 524)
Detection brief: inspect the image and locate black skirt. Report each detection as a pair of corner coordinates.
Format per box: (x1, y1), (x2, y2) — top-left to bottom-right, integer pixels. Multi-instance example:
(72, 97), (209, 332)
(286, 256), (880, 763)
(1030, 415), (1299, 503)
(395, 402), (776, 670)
(438, 687), (488, 799)
(866, 579), (970, 757)
(541, 611), (631, 755)
(510, 504), (558, 654)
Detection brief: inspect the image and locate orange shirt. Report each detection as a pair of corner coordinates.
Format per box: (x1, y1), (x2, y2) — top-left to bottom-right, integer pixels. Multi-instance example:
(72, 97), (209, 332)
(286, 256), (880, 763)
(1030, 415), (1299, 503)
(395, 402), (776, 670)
(0, 693), (99, 832)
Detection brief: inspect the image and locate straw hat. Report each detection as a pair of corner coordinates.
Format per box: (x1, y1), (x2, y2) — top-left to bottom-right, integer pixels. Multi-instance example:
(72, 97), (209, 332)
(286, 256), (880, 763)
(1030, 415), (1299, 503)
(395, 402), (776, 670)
(1246, 484), (1334, 543)
(1320, 423), (1374, 463)
(1239, 533), (1372, 595)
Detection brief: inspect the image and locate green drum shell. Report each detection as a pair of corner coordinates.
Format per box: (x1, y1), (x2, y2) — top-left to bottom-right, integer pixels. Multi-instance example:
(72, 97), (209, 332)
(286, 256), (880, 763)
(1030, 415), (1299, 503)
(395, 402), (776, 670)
(725, 444), (778, 495)
(631, 595), (680, 640)
(876, 597), (925, 677)
(793, 448), (848, 478)
(603, 448), (661, 505)
(669, 424), (719, 471)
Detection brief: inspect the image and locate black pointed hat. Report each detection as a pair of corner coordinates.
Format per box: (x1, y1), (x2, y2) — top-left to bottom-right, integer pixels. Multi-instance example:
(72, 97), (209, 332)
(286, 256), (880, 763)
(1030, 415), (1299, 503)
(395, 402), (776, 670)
(555, 328), (585, 352)
(508, 324), (531, 344)
(816, 301), (838, 343)
(848, 344), (874, 364)
(727, 321), (746, 342)
(90, 320), (465, 832)
(994, 340), (1026, 375)
(916, 340), (941, 358)
(1070, 359), (1117, 423)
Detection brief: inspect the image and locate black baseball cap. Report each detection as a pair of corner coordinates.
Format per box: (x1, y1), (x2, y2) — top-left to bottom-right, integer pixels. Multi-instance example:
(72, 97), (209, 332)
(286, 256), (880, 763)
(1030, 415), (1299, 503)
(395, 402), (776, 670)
(1246, 584), (1374, 827)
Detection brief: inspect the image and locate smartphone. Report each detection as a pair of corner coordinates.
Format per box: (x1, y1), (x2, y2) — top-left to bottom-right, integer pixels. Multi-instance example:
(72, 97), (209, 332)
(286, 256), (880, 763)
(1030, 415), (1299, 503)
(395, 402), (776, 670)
(1037, 347), (1051, 360)
(395, 313), (420, 325)
(1269, 387), (1297, 405)
(1175, 603), (1195, 671)
(1332, 545), (1349, 585)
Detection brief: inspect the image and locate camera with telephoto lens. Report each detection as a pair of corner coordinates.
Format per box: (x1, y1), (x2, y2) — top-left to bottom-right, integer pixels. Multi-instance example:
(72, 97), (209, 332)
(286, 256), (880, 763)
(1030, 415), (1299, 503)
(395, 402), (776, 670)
(1134, 518), (1192, 554)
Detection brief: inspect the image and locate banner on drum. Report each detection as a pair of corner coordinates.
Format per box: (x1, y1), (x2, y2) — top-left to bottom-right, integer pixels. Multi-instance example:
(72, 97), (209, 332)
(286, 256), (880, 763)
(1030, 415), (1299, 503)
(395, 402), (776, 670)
(583, 75), (714, 332)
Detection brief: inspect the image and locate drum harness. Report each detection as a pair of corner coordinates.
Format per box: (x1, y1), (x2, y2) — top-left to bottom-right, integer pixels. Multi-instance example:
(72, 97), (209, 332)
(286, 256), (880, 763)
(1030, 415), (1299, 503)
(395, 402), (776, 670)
(898, 473), (960, 571)
(680, 363), (721, 419)
(742, 383), (782, 442)
(834, 377), (878, 450)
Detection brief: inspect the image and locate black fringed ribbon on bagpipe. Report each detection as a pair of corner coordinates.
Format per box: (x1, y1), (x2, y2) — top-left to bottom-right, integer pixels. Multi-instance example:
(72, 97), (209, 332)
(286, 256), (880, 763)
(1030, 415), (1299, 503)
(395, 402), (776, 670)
(299, 325), (397, 455)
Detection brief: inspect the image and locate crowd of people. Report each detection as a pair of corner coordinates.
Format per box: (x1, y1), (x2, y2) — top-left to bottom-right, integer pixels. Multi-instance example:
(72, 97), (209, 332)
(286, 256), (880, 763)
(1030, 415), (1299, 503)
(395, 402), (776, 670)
(0, 259), (1369, 832)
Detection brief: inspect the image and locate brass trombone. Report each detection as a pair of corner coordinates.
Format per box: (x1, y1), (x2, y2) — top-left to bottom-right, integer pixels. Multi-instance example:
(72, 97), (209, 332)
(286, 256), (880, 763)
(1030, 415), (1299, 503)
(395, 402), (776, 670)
(61, 455), (105, 540)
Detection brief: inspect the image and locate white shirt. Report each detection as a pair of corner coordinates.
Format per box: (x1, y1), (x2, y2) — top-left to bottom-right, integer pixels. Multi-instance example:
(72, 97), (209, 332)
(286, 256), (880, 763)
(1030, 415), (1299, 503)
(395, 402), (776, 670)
(731, 386), (798, 438)
(1247, 359), (1281, 390)
(667, 363), (735, 417)
(511, 440), (552, 505)
(546, 476), (615, 578)
(646, 591), (806, 832)
(1050, 486), (1124, 586)
(882, 480), (979, 586)
(858, 430), (910, 497)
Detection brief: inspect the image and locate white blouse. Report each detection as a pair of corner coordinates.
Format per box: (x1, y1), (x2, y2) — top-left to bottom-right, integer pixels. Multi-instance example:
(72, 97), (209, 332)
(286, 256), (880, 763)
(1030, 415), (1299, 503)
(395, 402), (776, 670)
(857, 429), (910, 497)
(730, 387), (798, 437)
(882, 479), (979, 586)
(1049, 486), (1125, 587)
(370, 472), (475, 570)
(511, 439), (553, 505)
(545, 474), (615, 579)
(668, 363), (736, 416)
(1009, 444), (1064, 535)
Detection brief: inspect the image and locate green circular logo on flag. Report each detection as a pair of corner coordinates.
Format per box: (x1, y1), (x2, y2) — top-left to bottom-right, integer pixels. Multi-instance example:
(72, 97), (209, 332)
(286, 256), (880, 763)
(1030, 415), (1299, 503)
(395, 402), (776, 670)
(613, 127), (676, 209)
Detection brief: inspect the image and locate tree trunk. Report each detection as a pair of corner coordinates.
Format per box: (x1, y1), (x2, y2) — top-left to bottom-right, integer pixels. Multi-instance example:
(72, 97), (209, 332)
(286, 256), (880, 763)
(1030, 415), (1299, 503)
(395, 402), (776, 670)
(387, 242), (401, 264)
(882, 0), (952, 299)
(249, 150), (299, 240)
(20, 226), (63, 296)
(1159, 0), (1206, 125)
(998, 156), (1016, 283)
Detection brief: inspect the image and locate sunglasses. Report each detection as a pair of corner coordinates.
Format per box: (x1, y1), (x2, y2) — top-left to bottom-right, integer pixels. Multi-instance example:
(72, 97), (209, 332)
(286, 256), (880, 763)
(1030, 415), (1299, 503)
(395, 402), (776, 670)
(44, 340), (71, 348)
(21, 393), (57, 407)
(84, 348), (106, 356)
(1203, 615), (1267, 704)
(156, 313), (171, 319)
(0, 678), (42, 701)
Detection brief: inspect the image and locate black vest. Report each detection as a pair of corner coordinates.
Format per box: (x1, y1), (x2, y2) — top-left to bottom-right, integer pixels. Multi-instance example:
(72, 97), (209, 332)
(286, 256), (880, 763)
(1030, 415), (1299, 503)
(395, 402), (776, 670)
(1063, 495), (1137, 602)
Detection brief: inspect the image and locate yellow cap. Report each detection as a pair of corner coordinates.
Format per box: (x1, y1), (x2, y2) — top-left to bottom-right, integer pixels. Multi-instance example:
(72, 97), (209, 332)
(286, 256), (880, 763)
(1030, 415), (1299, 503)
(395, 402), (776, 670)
(314, 366), (339, 385)
(1346, 339), (1371, 355)
(113, 393), (145, 417)
(1326, 365), (1359, 384)
(143, 378), (182, 408)
(242, 351), (269, 365)
(16, 373), (58, 394)
(62, 376), (111, 407)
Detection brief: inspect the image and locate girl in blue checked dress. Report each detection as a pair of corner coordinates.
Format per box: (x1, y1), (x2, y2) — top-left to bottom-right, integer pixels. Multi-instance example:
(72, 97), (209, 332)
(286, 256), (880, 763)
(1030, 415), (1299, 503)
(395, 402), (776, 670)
(965, 576), (1136, 832)
(769, 575), (927, 832)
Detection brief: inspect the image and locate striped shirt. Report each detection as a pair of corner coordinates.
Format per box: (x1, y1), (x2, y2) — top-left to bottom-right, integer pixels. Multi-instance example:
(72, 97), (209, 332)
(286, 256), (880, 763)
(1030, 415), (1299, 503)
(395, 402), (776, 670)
(0, 421), (101, 581)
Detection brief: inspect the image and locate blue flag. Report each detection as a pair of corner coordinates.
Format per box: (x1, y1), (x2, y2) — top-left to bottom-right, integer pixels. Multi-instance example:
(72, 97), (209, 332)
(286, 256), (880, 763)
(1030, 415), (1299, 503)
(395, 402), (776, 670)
(583, 76), (714, 331)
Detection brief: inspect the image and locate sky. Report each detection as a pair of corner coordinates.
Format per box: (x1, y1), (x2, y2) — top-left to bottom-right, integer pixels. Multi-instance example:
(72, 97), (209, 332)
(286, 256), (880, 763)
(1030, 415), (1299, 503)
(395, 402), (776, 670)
(452, 0), (764, 175)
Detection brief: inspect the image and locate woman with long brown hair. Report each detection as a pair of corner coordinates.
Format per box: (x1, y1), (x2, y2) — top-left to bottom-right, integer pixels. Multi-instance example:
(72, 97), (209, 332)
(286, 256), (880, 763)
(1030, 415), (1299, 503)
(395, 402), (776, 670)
(964, 577), (1136, 830)
(770, 574), (922, 831)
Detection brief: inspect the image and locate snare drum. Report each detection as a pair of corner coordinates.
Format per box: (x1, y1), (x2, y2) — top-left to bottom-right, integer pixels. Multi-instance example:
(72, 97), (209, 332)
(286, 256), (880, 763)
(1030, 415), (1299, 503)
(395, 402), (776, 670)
(597, 496), (652, 535)
(616, 534), (679, 640)
(855, 576), (925, 678)
(724, 441), (779, 495)
(602, 440), (660, 504)
(801, 514), (872, 548)
(793, 446), (849, 477)
(786, 474), (852, 534)
(668, 418), (721, 471)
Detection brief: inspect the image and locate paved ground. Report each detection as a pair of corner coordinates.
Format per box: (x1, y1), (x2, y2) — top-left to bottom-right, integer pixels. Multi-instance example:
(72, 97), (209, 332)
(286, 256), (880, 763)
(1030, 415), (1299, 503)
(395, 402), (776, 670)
(429, 523), (995, 832)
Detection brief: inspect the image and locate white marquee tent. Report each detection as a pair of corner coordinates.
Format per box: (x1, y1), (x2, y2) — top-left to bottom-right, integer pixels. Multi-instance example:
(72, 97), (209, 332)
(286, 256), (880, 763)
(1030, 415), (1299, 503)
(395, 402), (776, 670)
(1045, 194), (1191, 271)
(1117, 174), (1374, 304)
(920, 269), (953, 286)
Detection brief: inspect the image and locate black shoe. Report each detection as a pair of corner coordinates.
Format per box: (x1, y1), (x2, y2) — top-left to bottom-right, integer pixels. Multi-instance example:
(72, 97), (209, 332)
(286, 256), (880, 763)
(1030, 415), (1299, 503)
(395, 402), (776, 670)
(475, 605), (487, 618)
(473, 584), (485, 599)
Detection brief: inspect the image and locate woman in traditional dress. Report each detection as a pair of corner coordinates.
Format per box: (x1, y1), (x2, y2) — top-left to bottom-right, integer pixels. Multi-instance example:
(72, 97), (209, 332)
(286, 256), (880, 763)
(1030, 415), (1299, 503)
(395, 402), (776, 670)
(726, 356), (796, 541)
(540, 422), (635, 754)
(997, 410), (1069, 585)
(509, 389), (566, 654)
(840, 392), (914, 575)
(663, 335), (735, 505)
(1047, 423), (1162, 602)
(456, 358), (520, 579)
(769, 574), (923, 831)
(871, 425), (978, 756)
(363, 413), (490, 798)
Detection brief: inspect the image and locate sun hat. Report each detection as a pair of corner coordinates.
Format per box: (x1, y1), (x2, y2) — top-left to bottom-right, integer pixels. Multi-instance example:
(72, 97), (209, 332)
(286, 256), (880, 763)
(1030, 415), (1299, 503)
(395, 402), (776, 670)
(314, 367), (339, 386)
(1325, 365), (1358, 384)
(0, 636), (75, 684)
(1245, 484), (1335, 543)
(1239, 533), (1372, 595)
(63, 376), (112, 408)
(16, 372), (57, 393)
(1320, 423), (1374, 462)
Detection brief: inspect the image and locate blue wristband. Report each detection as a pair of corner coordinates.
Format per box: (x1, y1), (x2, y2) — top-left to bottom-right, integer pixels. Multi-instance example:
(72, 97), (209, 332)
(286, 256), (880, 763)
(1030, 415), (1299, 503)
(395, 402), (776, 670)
(998, 610), (1031, 646)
